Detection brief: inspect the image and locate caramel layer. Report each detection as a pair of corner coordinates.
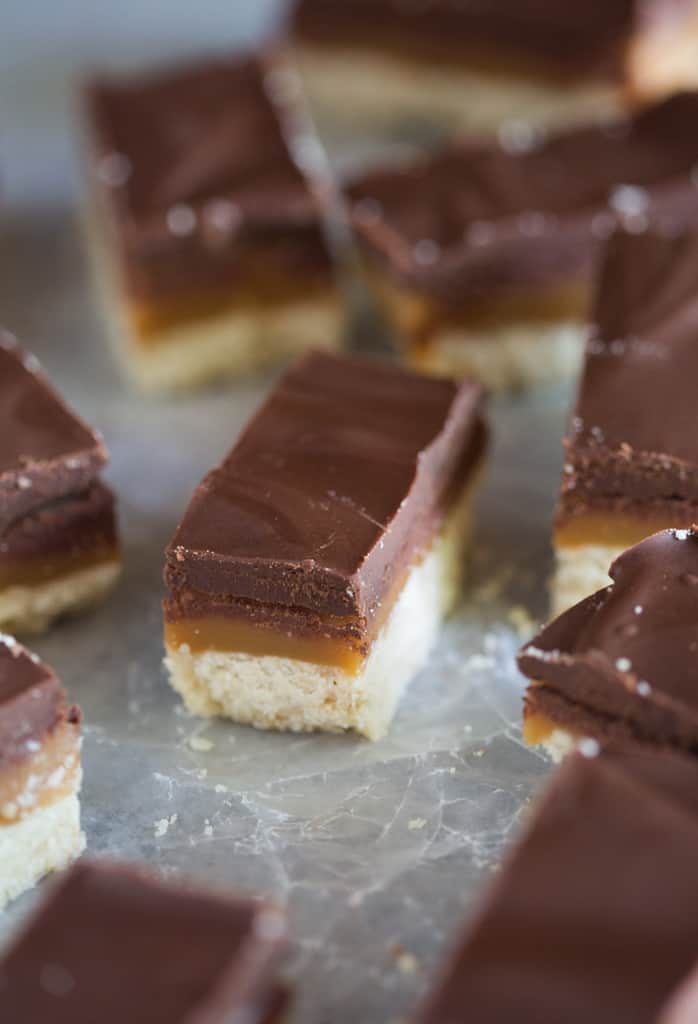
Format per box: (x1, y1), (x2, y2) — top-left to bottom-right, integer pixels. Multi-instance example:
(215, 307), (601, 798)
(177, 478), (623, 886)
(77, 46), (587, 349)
(0, 721), (81, 825)
(165, 616), (365, 674)
(371, 270), (589, 350)
(554, 511), (694, 549)
(0, 547), (120, 590)
(522, 707), (573, 747)
(127, 275), (336, 344)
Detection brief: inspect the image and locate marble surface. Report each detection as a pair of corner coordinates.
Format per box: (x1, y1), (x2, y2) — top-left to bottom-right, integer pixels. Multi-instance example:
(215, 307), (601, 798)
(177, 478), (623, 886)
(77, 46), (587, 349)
(0, 5), (570, 1021)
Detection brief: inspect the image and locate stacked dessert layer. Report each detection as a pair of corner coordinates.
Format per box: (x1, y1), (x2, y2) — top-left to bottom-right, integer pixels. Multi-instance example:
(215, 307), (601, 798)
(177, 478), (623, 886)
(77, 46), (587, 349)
(291, 0), (698, 133)
(0, 335), (120, 634)
(164, 350), (487, 739)
(84, 53), (342, 392)
(0, 637), (84, 908)
(348, 93), (698, 389)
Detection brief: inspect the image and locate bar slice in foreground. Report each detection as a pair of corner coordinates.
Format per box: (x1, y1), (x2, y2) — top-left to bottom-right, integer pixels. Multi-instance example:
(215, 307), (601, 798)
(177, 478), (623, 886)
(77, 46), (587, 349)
(0, 860), (288, 1022)
(0, 335), (120, 634)
(520, 528), (698, 762)
(553, 229), (698, 614)
(84, 53), (342, 393)
(348, 93), (698, 390)
(0, 636), (83, 909)
(164, 351), (487, 739)
(413, 747), (698, 1024)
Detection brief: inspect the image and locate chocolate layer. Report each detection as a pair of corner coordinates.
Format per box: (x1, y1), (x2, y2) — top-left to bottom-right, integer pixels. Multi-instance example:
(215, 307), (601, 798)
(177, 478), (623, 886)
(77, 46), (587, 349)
(520, 528), (698, 753)
(0, 337), (107, 530)
(0, 861), (287, 1023)
(0, 482), (118, 572)
(85, 54), (332, 308)
(414, 747), (698, 1024)
(349, 92), (698, 307)
(558, 229), (698, 530)
(0, 637), (79, 773)
(293, 0), (690, 80)
(165, 351), (486, 641)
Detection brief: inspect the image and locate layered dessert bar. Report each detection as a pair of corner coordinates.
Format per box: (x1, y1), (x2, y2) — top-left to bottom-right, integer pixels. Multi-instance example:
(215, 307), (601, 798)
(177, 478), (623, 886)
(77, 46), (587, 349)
(348, 92), (698, 390)
(164, 350), (486, 740)
(553, 229), (698, 612)
(413, 747), (698, 1024)
(0, 336), (120, 634)
(520, 528), (698, 762)
(84, 54), (342, 393)
(0, 860), (289, 1022)
(0, 637), (84, 908)
(291, 0), (698, 134)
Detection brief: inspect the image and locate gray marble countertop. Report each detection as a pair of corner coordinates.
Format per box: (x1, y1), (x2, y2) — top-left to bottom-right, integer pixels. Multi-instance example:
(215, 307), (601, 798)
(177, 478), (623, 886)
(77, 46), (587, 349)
(0, 4), (567, 1021)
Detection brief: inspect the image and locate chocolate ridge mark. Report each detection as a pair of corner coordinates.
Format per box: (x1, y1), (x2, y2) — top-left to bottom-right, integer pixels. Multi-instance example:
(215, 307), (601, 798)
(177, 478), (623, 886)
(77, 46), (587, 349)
(292, 0), (667, 80)
(84, 52), (332, 306)
(519, 528), (698, 752)
(348, 92), (698, 306)
(558, 229), (698, 528)
(414, 747), (698, 1023)
(0, 637), (79, 772)
(0, 860), (287, 1024)
(165, 351), (486, 630)
(0, 339), (107, 530)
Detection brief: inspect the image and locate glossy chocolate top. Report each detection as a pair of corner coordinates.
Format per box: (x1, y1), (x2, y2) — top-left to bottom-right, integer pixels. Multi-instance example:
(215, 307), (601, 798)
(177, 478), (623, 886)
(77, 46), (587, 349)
(0, 636), (75, 772)
(293, 0), (681, 78)
(85, 54), (331, 303)
(0, 861), (287, 1024)
(165, 351), (485, 624)
(414, 747), (698, 1024)
(348, 92), (698, 305)
(0, 336), (107, 531)
(560, 229), (698, 515)
(519, 528), (698, 750)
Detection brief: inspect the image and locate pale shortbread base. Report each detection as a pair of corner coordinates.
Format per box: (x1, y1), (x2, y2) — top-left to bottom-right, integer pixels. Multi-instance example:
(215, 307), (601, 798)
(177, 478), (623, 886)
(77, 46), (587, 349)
(550, 543), (623, 618)
(112, 295), (345, 395)
(413, 321), (584, 392)
(86, 211), (344, 394)
(0, 560), (121, 636)
(0, 793), (85, 909)
(628, 14), (698, 101)
(165, 479), (477, 741)
(294, 44), (623, 133)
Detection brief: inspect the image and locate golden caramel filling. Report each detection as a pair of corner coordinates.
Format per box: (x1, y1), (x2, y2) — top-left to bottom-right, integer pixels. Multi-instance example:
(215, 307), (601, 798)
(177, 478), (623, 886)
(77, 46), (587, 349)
(554, 512), (694, 550)
(128, 278), (336, 344)
(0, 547), (120, 590)
(0, 722), (81, 825)
(165, 617), (366, 674)
(522, 707), (567, 746)
(369, 268), (589, 351)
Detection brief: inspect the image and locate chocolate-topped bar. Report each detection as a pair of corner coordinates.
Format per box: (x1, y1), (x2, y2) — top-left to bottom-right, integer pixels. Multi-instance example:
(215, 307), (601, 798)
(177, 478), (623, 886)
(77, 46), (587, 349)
(348, 92), (698, 389)
(164, 350), (487, 739)
(0, 636), (83, 908)
(0, 861), (288, 1022)
(84, 52), (342, 393)
(291, 0), (698, 134)
(0, 335), (120, 633)
(413, 747), (698, 1024)
(520, 528), (698, 760)
(552, 228), (698, 612)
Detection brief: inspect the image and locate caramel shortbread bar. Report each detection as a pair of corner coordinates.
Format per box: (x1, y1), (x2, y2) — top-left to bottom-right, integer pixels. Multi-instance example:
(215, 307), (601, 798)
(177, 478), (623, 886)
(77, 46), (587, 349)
(84, 54), (342, 393)
(0, 336), (120, 634)
(291, 0), (698, 135)
(413, 746), (698, 1023)
(348, 93), (698, 390)
(0, 637), (84, 908)
(520, 528), (698, 761)
(164, 350), (487, 740)
(0, 861), (289, 1022)
(552, 229), (698, 613)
